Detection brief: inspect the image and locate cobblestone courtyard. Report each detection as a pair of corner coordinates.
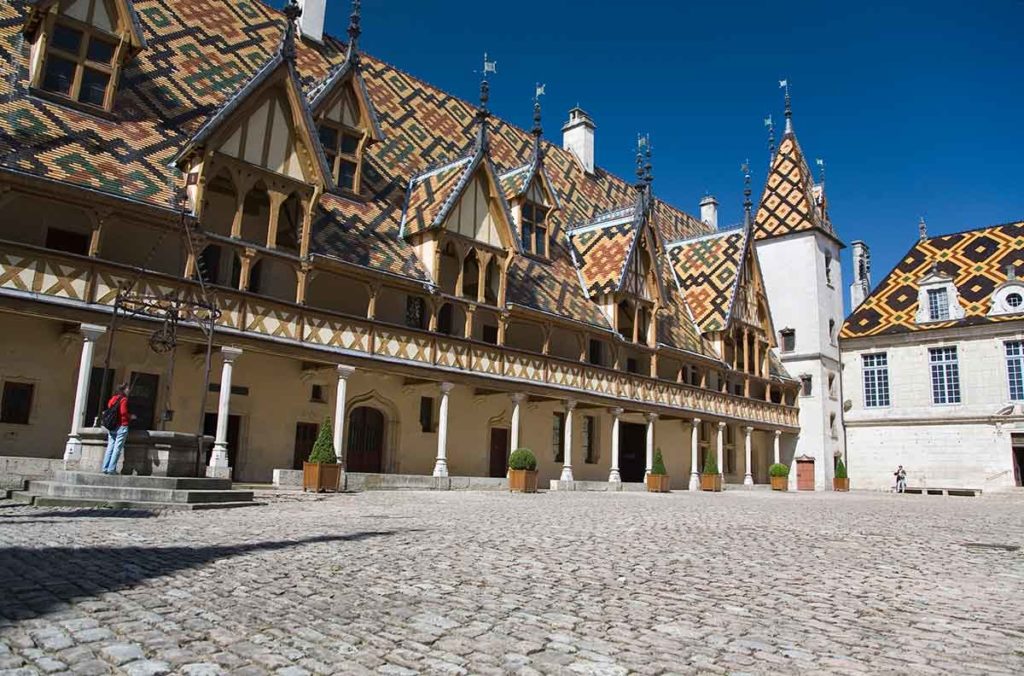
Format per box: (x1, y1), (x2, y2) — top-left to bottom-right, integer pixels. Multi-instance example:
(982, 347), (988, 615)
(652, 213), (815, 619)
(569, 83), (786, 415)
(1, 489), (1022, 675)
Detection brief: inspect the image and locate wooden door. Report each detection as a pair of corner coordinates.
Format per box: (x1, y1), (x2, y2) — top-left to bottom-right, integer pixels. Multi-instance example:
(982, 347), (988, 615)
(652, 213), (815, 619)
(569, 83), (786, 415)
(489, 428), (509, 477)
(347, 406), (384, 473)
(797, 459), (815, 491)
(293, 422), (319, 470)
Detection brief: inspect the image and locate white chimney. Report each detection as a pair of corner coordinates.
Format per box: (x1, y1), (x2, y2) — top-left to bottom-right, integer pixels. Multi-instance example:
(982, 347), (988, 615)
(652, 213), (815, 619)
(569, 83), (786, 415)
(850, 240), (871, 308)
(297, 0), (325, 43)
(699, 194), (719, 230)
(562, 106), (595, 174)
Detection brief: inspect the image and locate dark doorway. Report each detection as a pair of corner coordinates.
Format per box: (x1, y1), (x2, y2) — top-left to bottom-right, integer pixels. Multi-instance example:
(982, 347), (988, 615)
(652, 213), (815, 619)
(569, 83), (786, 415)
(347, 406), (384, 473)
(86, 367), (115, 426)
(619, 422), (646, 483)
(1012, 434), (1024, 487)
(128, 372), (159, 430)
(293, 422), (319, 470)
(489, 427), (509, 477)
(202, 412), (241, 469)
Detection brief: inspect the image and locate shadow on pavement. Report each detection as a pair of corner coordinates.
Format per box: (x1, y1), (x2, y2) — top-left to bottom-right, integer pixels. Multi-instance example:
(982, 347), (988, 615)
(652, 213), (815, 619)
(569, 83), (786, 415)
(0, 508), (159, 519)
(0, 531), (401, 622)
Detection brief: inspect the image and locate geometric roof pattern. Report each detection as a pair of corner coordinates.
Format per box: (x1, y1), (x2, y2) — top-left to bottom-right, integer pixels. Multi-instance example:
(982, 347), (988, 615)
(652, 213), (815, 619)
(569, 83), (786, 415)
(667, 228), (746, 333)
(841, 221), (1024, 339)
(0, 0), (723, 356)
(569, 206), (640, 297)
(753, 132), (835, 242)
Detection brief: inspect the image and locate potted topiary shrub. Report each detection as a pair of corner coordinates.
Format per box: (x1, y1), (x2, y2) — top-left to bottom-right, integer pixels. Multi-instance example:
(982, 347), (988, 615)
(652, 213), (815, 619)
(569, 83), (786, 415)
(833, 457), (849, 491)
(508, 448), (538, 493)
(700, 451), (721, 492)
(769, 463), (789, 491)
(646, 448), (670, 493)
(303, 417), (342, 493)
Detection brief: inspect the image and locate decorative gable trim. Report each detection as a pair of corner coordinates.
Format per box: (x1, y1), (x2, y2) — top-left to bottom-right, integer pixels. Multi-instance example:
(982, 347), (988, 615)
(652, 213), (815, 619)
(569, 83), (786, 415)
(25, 0), (147, 52)
(173, 51), (333, 190)
(308, 60), (384, 143)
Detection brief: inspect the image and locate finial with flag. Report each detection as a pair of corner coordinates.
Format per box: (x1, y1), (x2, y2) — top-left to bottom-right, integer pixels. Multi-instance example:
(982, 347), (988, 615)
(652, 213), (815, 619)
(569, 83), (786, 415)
(764, 114), (776, 159)
(477, 52), (497, 115)
(532, 83), (545, 146)
(815, 158), (826, 184)
(535, 83), (545, 101)
(780, 78), (793, 132)
(742, 159), (753, 228)
(635, 134), (648, 184)
(919, 216), (928, 242)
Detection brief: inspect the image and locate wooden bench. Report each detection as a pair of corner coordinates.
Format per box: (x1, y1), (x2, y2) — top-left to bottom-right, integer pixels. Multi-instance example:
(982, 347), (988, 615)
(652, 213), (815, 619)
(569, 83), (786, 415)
(902, 486), (982, 497)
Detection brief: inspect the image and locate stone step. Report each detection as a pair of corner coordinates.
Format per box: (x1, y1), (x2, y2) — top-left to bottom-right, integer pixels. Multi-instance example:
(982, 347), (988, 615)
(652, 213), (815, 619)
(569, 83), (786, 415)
(10, 492), (258, 511)
(53, 471), (232, 491)
(24, 480), (252, 504)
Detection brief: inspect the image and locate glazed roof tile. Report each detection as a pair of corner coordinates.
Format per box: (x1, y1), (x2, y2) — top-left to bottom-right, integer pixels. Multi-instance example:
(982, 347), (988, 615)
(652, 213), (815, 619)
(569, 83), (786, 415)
(667, 228), (746, 333)
(753, 132), (835, 242)
(841, 221), (1024, 339)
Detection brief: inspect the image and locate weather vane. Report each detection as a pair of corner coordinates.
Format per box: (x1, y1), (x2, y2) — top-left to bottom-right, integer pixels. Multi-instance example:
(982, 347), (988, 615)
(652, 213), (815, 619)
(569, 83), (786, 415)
(535, 83), (545, 101)
(816, 158), (826, 183)
(480, 53), (497, 77)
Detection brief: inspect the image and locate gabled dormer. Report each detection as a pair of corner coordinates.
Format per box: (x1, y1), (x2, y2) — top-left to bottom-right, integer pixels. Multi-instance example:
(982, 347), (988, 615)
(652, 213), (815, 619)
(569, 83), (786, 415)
(23, 0), (147, 112)
(915, 264), (966, 324)
(307, 7), (383, 196)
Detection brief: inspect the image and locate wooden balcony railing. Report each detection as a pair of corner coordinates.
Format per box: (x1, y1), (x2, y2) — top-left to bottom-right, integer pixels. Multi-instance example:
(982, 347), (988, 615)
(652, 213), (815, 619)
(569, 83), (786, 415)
(0, 241), (799, 429)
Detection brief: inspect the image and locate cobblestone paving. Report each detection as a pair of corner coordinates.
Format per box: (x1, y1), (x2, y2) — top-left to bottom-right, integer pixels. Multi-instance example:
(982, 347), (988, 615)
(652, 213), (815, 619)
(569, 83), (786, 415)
(1, 489), (1023, 675)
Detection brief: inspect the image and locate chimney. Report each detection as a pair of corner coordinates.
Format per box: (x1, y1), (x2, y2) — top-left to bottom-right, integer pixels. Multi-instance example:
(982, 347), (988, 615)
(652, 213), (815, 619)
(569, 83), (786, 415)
(562, 107), (595, 174)
(699, 194), (719, 230)
(850, 240), (871, 308)
(297, 0), (325, 42)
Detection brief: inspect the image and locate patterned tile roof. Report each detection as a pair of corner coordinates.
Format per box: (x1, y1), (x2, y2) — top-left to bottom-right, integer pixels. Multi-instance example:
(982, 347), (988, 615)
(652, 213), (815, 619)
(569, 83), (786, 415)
(568, 205), (640, 297)
(668, 228), (746, 333)
(841, 221), (1024, 339)
(0, 0), (719, 345)
(400, 155), (473, 237)
(753, 132), (835, 242)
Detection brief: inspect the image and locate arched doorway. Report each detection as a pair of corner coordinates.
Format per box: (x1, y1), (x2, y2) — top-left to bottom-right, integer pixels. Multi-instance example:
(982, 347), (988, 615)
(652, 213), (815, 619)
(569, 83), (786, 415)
(347, 406), (384, 473)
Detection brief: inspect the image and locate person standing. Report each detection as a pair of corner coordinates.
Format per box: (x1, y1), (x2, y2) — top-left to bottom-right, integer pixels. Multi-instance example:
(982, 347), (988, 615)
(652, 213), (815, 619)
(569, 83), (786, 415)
(101, 383), (132, 475)
(893, 464), (907, 493)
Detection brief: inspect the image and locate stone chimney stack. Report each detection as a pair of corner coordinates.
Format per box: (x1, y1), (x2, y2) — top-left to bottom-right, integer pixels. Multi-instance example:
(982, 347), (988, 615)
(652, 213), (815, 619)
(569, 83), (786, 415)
(562, 107), (595, 174)
(851, 240), (871, 309)
(699, 194), (719, 230)
(297, 0), (325, 42)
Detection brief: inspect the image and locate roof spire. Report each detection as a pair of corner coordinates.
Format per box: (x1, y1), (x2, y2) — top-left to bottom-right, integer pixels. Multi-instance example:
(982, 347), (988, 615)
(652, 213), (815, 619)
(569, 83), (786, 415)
(346, 0), (361, 63)
(476, 53), (496, 149)
(919, 216), (928, 241)
(764, 114), (775, 159)
(281, 0), (301, 61)
(634, 134), (647, 189)
(779, 78), (792, 133)
(742, 160), (752, 228)
(644, 138), (653, 186)
(532, 83), (545, 155)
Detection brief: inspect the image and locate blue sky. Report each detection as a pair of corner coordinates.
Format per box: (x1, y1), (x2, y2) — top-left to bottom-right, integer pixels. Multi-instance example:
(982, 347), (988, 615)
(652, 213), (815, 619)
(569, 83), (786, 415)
(307, 0), (1024, 308)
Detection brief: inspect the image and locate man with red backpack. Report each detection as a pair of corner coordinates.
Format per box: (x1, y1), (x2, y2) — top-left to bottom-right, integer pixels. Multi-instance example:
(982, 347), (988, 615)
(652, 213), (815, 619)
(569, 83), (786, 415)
(101, 383), (132, 475)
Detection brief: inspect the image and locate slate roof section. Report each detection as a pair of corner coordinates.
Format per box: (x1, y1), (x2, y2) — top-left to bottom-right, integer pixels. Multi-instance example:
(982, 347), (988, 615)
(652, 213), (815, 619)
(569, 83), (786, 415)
(841, 221), (1024, 339)
(667, 228), (746, 333)
(753, 132), (836, 242)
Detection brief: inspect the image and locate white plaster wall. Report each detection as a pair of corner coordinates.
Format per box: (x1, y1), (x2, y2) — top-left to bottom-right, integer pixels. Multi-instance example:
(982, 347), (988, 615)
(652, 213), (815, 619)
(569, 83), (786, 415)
(842, 327), (1024, 491)
(756, 231), (846, 489)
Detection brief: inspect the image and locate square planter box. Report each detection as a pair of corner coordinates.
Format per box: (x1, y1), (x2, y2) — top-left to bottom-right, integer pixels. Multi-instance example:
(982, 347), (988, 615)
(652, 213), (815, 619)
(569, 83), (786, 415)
(303, 462), (341, 493)
(646, 474), (670, 493)
(508, 469), (538, 493)
(771, 476), (788, 491)
(700, 473), (722, 492)
(833, 477), (850, 492)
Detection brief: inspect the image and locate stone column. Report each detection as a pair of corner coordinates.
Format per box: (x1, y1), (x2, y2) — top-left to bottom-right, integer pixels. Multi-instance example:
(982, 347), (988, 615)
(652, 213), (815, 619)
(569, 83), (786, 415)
(689, 418), (701, 491)
(743, 426), (754, 486)
(645, 412), (658, 477)
(560, 399), (576, 482)
(774, 429), (782, 464)
(63, 323), (107, 463)
(333, 365), (355, 466)
(209, 346), (243, 474)
(509, 393), (526, 453)
(608, 407), (623, 482)
(432, 382), (455, 477)
(716, 421), (726, 480)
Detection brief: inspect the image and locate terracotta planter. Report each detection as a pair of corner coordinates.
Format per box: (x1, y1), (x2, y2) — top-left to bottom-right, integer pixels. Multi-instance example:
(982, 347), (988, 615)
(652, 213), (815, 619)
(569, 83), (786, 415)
(508, 469), (538, 493)
(700, 473), (722, 492)
(833, 477), (849, 492)
(770, 475), (788, 491)
(303, 462), (341, 493)
(646, 474), (670, 493)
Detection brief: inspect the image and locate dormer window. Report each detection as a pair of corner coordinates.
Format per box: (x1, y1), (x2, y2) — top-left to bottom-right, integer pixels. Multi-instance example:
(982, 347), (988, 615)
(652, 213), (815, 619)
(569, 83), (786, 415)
(927, 288), (949, 321)
(34, 0), (122, 110)
(987, 273), (1024, 318)
(318, 124), (364, 193)
(521, 202), (548, 256)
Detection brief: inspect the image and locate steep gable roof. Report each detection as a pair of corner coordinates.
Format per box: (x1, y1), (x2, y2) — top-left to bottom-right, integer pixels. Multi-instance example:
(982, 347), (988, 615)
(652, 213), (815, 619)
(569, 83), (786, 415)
(308, 60), (384, 142)
(25, 0), (147, 52)
(753, 132), (837, 243)
(842, 220), (1024, 339)
(668, 228), (746, 333)
(569, 206), (640, 297)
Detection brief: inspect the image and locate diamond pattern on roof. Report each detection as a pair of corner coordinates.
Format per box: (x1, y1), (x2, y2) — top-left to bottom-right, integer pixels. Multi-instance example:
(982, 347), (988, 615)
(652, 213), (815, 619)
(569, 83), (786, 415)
(668, 230), (745, 333)
(753, 133), (833, 241)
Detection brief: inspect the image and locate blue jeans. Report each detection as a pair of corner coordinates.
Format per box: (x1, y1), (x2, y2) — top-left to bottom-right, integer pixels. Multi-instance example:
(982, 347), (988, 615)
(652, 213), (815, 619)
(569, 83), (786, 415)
(102, 425), (129, 473)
